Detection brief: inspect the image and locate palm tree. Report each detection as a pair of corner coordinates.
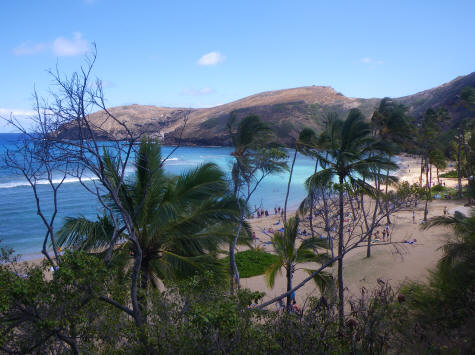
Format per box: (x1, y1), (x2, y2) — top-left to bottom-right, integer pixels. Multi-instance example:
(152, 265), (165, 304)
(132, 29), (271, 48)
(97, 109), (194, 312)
(429, 149), (446, 184)
(57, 139), (240, 291)
(265, 216), (332, 310)
(297, 114), (336, 240)
(306, 109), (398, 327)
(371, 98), (412, 224)
(423, 209), (475, 301)
(227, 114), (287, 291)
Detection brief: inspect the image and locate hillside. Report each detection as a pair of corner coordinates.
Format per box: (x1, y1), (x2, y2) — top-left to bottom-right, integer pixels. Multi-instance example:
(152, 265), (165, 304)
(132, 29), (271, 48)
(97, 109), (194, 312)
(56, 72), (475, 146)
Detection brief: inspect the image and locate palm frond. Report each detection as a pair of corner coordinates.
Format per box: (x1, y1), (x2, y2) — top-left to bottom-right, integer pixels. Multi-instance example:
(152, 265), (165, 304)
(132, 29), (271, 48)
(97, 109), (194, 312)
(304, 268), (334, 293)
(265, 260), (283, 289)
(56, 215), (116, 250)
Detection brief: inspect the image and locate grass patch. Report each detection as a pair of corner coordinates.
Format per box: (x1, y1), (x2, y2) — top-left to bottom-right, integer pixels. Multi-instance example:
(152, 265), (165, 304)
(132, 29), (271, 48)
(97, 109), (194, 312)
(440, 170), (466, 178)
(222, 250), (278, 278)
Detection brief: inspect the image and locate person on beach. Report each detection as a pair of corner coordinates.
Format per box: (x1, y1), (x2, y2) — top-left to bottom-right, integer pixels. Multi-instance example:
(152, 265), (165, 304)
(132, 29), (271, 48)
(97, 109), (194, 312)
(292, 299), (300, 314)
(443, 206), (448, 216)
(412, 210), (416, 224)
(374, 230), (381, 241)
(382, 229), (387, 241)
(276, 299), (285, 313)
(385, 223), (390, 238)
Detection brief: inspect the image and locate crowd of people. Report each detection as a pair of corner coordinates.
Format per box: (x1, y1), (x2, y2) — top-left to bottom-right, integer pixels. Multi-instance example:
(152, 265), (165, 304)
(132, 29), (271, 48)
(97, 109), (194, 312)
(253, 205), (285, 219)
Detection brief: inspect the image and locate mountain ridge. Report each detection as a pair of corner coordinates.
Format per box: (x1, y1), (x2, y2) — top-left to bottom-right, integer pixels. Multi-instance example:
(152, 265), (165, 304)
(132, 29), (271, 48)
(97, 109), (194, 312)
(56, 72), (475, 146)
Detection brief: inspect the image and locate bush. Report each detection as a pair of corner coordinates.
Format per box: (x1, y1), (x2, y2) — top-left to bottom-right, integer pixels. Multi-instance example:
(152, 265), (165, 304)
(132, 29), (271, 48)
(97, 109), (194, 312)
(431, 184), (445, 193)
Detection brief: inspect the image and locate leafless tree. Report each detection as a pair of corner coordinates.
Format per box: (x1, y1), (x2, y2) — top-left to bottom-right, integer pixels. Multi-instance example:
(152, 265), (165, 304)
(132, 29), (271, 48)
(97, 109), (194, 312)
(2, 45), (188, 343)
(257, 180), (414, 310)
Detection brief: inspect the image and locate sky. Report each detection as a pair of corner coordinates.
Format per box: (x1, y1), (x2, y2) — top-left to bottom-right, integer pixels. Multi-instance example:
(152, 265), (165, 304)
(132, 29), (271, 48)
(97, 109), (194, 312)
(1, 0), (474, 131)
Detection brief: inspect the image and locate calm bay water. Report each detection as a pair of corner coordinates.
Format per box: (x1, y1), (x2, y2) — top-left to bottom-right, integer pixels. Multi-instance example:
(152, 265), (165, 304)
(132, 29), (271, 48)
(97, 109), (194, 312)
(0, 133), (316, 259)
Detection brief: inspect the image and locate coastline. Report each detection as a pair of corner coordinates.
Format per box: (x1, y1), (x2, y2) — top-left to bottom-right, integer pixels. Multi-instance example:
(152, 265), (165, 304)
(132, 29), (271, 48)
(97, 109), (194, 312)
(14, 154), (471, 306)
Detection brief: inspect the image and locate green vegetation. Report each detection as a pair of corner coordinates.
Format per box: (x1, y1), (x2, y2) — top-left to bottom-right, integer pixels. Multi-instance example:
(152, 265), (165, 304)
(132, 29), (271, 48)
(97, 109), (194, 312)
(1, 56), (474, 353)
(222, 249), (278, 278)
(57, 140), (241, 290)
(305, 109), (398, 326)
(200, 116), (222, 129)
(227, 114), (288, 290)
(440, 169), (466, 178)
(275, 121), (295, 138)
(265, 216), (332, 308)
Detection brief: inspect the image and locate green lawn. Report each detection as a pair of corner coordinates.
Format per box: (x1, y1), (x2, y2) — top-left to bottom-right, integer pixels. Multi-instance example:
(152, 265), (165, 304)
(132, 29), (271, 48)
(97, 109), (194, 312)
(440, 169), (466, 178)
(223, 249), (278, 278)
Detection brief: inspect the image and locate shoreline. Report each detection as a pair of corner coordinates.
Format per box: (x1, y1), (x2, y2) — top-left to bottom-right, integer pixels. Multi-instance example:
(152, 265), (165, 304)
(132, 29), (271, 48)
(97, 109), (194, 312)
(10, 154), (472, 303)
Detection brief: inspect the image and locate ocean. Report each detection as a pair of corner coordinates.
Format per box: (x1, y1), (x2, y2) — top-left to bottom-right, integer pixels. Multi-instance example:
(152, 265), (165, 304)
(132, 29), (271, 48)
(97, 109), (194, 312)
(0, 133), (317, 259)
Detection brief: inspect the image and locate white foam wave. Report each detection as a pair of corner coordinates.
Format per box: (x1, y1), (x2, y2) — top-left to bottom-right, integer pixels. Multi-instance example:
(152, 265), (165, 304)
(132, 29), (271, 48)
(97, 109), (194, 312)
(0, 176), (100, 189)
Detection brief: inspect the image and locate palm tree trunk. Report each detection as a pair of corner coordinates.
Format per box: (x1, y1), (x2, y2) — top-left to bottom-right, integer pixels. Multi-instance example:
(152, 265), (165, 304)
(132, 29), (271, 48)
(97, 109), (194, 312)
(419, 155), (424, 187)
(321, 187), (333, 258)
(424, 159), (430, 223)
(364, 200), (371, 258)
(309, 160), (319, 238)
(385, 169), (391, 224)
(457, 132), (463, 199)
(284, 148), (298, 223)
(138, 269), (149, 317)
(337, 175), (345, 329)
(365, 175), (378, 258)
(229, 220), (243, 293)
(430, 164), (433, 190)
(286, 265), (293, 311)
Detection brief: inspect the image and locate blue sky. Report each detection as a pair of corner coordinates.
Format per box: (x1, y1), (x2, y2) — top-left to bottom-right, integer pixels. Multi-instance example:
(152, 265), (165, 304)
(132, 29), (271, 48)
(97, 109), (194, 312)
(1, 0), (474, 131)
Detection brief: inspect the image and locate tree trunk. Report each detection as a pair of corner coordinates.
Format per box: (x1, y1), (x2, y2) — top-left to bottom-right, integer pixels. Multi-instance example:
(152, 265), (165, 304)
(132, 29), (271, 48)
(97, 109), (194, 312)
(365, 175), (379, 258)
(419, 156), (424, 187)
(337, 175), (345, 329)
(286, 265), (293, 311)
(424, 160), (430, 223)
(229, 221), (243, 293)
(309, 160), (319, 238)
(430, 164), (432, 190)
(385, 169), (391, 224)
(321, 187), (333, 258)
(284, 148), (298, 224)
(457, 132), (463, 199)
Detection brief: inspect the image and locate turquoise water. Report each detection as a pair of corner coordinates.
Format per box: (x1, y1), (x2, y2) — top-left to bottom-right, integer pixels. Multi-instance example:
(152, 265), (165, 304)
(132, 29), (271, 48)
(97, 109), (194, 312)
(0, 134), (317, 259)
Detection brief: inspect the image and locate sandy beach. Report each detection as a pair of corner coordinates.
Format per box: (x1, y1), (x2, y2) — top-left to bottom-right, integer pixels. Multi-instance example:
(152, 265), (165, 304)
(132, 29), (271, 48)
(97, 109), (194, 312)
(240, 154), (470, 308)
(20, 155), (471, 308)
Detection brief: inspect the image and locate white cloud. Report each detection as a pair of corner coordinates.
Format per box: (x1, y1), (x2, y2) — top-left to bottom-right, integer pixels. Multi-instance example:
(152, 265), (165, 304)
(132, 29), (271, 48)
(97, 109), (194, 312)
(12, 33), (90, 57)
(52, 32), (90, 56)
(0, 108), (37, 132)
(181, 87), (215, 96)
(360, 57), (383, 65)
(0, 108), (36, 116)
(12, 42), (46, 55)
(197, 51), (226, 66)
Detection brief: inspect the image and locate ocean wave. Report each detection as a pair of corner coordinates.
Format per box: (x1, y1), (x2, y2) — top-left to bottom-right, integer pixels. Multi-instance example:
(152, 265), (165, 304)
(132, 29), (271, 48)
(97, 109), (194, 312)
(0, 176), (100, 189)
